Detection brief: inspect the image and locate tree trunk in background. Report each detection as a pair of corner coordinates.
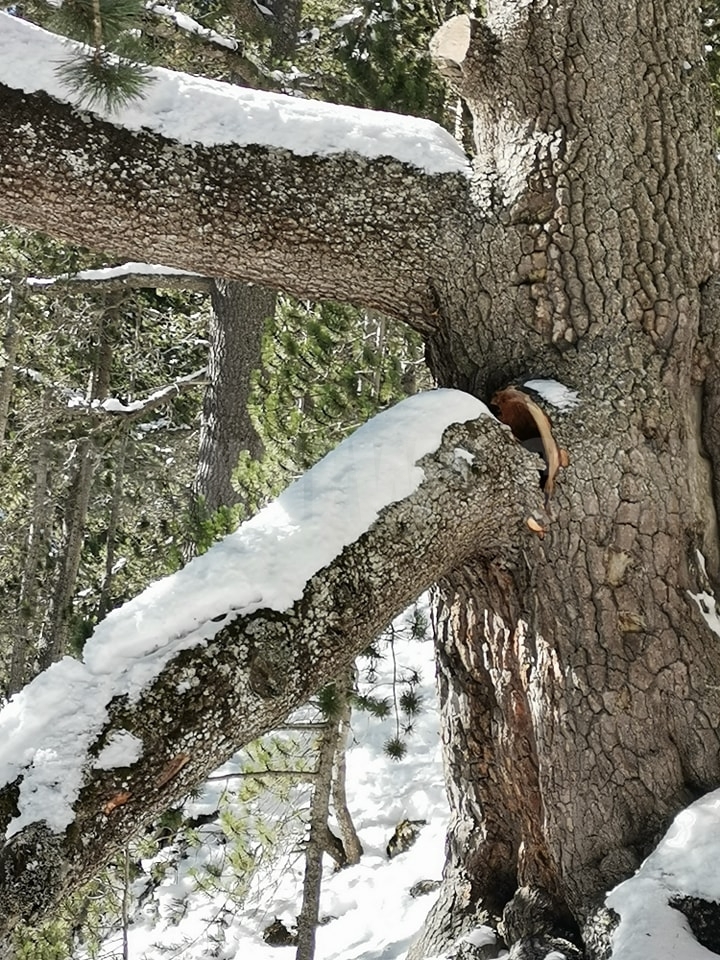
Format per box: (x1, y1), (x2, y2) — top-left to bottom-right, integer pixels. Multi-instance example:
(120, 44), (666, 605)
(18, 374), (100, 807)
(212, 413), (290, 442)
(0, 285), (19, 451)
(269, 0), (302, 62)
(39, 301), (117, 669)
(7, 423), (53, 696)
(190, 281), (273, 523)
(331, 674), (363, 866)
(295, 719), (339, 960)
(97, 429), (129, 622)
(409, 2), (720, 955)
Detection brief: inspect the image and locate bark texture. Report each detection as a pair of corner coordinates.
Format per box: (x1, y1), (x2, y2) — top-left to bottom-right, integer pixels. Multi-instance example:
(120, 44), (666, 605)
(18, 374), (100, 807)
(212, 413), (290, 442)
(0, 416), (544, 943)
(411, 1), (720, 956)
(0, 82), (469, 325)
(193, 280), (273, 515)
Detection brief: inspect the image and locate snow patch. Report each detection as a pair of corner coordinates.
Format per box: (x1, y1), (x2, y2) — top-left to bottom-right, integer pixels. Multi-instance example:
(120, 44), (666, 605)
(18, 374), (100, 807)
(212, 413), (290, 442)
(94, 731), (144, 770)
(523, 379), (580, 411)
(462, 925), (497, 947)
(0, 390), (487, 838)
(688, 590), (720, 639)
(28, 261), (202, 287)
(607, 788), (720, 959)
(0, 14), (471, 177)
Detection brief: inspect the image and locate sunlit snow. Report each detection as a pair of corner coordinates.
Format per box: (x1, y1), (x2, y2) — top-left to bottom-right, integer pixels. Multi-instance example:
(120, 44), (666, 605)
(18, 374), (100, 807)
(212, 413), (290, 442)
(27, 261), (202, 287)
(0, 390), (487, 838)
(523, 379), (580, 411)
(94, 731), (144, 770)
(0, 13), (471, 176)
(608, 789), (720, 959)
(98, 623), (452, 960)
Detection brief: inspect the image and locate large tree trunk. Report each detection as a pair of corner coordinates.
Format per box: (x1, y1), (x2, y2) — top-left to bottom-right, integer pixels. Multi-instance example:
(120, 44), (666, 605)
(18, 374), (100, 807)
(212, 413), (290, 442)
(409, 2), (720, 956)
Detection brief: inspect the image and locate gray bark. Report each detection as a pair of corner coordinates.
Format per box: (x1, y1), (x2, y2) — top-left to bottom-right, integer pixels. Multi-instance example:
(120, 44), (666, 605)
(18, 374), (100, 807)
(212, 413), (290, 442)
(331, 674), (363, 866)
(193, 281), (273, 515)
(7, 420), (53, 696)
(0, 285), (19, 451)
(409, 4), (720, 957)
(0, 83), (468, 325)
(38, 301), (118, 669)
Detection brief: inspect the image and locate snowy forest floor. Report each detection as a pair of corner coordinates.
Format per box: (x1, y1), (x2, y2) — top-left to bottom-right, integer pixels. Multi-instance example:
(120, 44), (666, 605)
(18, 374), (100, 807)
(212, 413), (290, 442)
(96, 612), (451, 960)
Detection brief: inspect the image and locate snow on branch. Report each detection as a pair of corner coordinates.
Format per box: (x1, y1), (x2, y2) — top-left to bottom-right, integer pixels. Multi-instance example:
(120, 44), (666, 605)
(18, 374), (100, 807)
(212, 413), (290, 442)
(147, 2), (243, 51)
(0, 15), (471, 323)
(143, 3), (275, 90)
(13, 366), (207, 426)
(67, 367), (209, 419)
(26, 262), (211, 293)
(0, 390), (546, 938)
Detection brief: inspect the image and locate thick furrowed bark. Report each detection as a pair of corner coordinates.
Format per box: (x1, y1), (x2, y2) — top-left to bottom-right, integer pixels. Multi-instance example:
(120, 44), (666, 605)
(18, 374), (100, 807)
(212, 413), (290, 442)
(408, 1), (720, 955)
(0, 81), (469, 325)
(0, 414), (544, 944)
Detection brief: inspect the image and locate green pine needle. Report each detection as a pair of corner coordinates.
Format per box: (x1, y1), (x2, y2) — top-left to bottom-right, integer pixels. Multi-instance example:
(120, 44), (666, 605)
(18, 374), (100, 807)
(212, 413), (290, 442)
(399, 689), (423, 717)
(57, 52), (154, 112)
(384, 737), (407, 761)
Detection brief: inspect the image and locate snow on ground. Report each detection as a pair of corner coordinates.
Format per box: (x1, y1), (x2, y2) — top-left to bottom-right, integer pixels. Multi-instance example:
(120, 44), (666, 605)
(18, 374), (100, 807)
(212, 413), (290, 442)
(0, 390), (487, 838)
(607, 789), (720, 959)
(99, 619), (450, 960)
(0, 13), (471, 176)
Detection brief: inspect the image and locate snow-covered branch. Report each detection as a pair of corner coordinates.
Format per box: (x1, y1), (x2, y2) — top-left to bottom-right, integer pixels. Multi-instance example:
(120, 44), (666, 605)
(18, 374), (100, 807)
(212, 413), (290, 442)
(0, 390), (545, 940)
(68, 368), (209, 420)
(143, 3), (276, 90)
(26, 262), (211, 294)
(14, 366), (207, 427)
(0, 14), (471, 325)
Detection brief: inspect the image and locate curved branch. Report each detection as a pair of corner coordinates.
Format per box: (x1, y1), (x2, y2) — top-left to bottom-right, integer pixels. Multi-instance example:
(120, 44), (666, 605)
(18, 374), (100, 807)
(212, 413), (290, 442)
(0, 15), (471, 325)
(0, 392), (545, 941)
